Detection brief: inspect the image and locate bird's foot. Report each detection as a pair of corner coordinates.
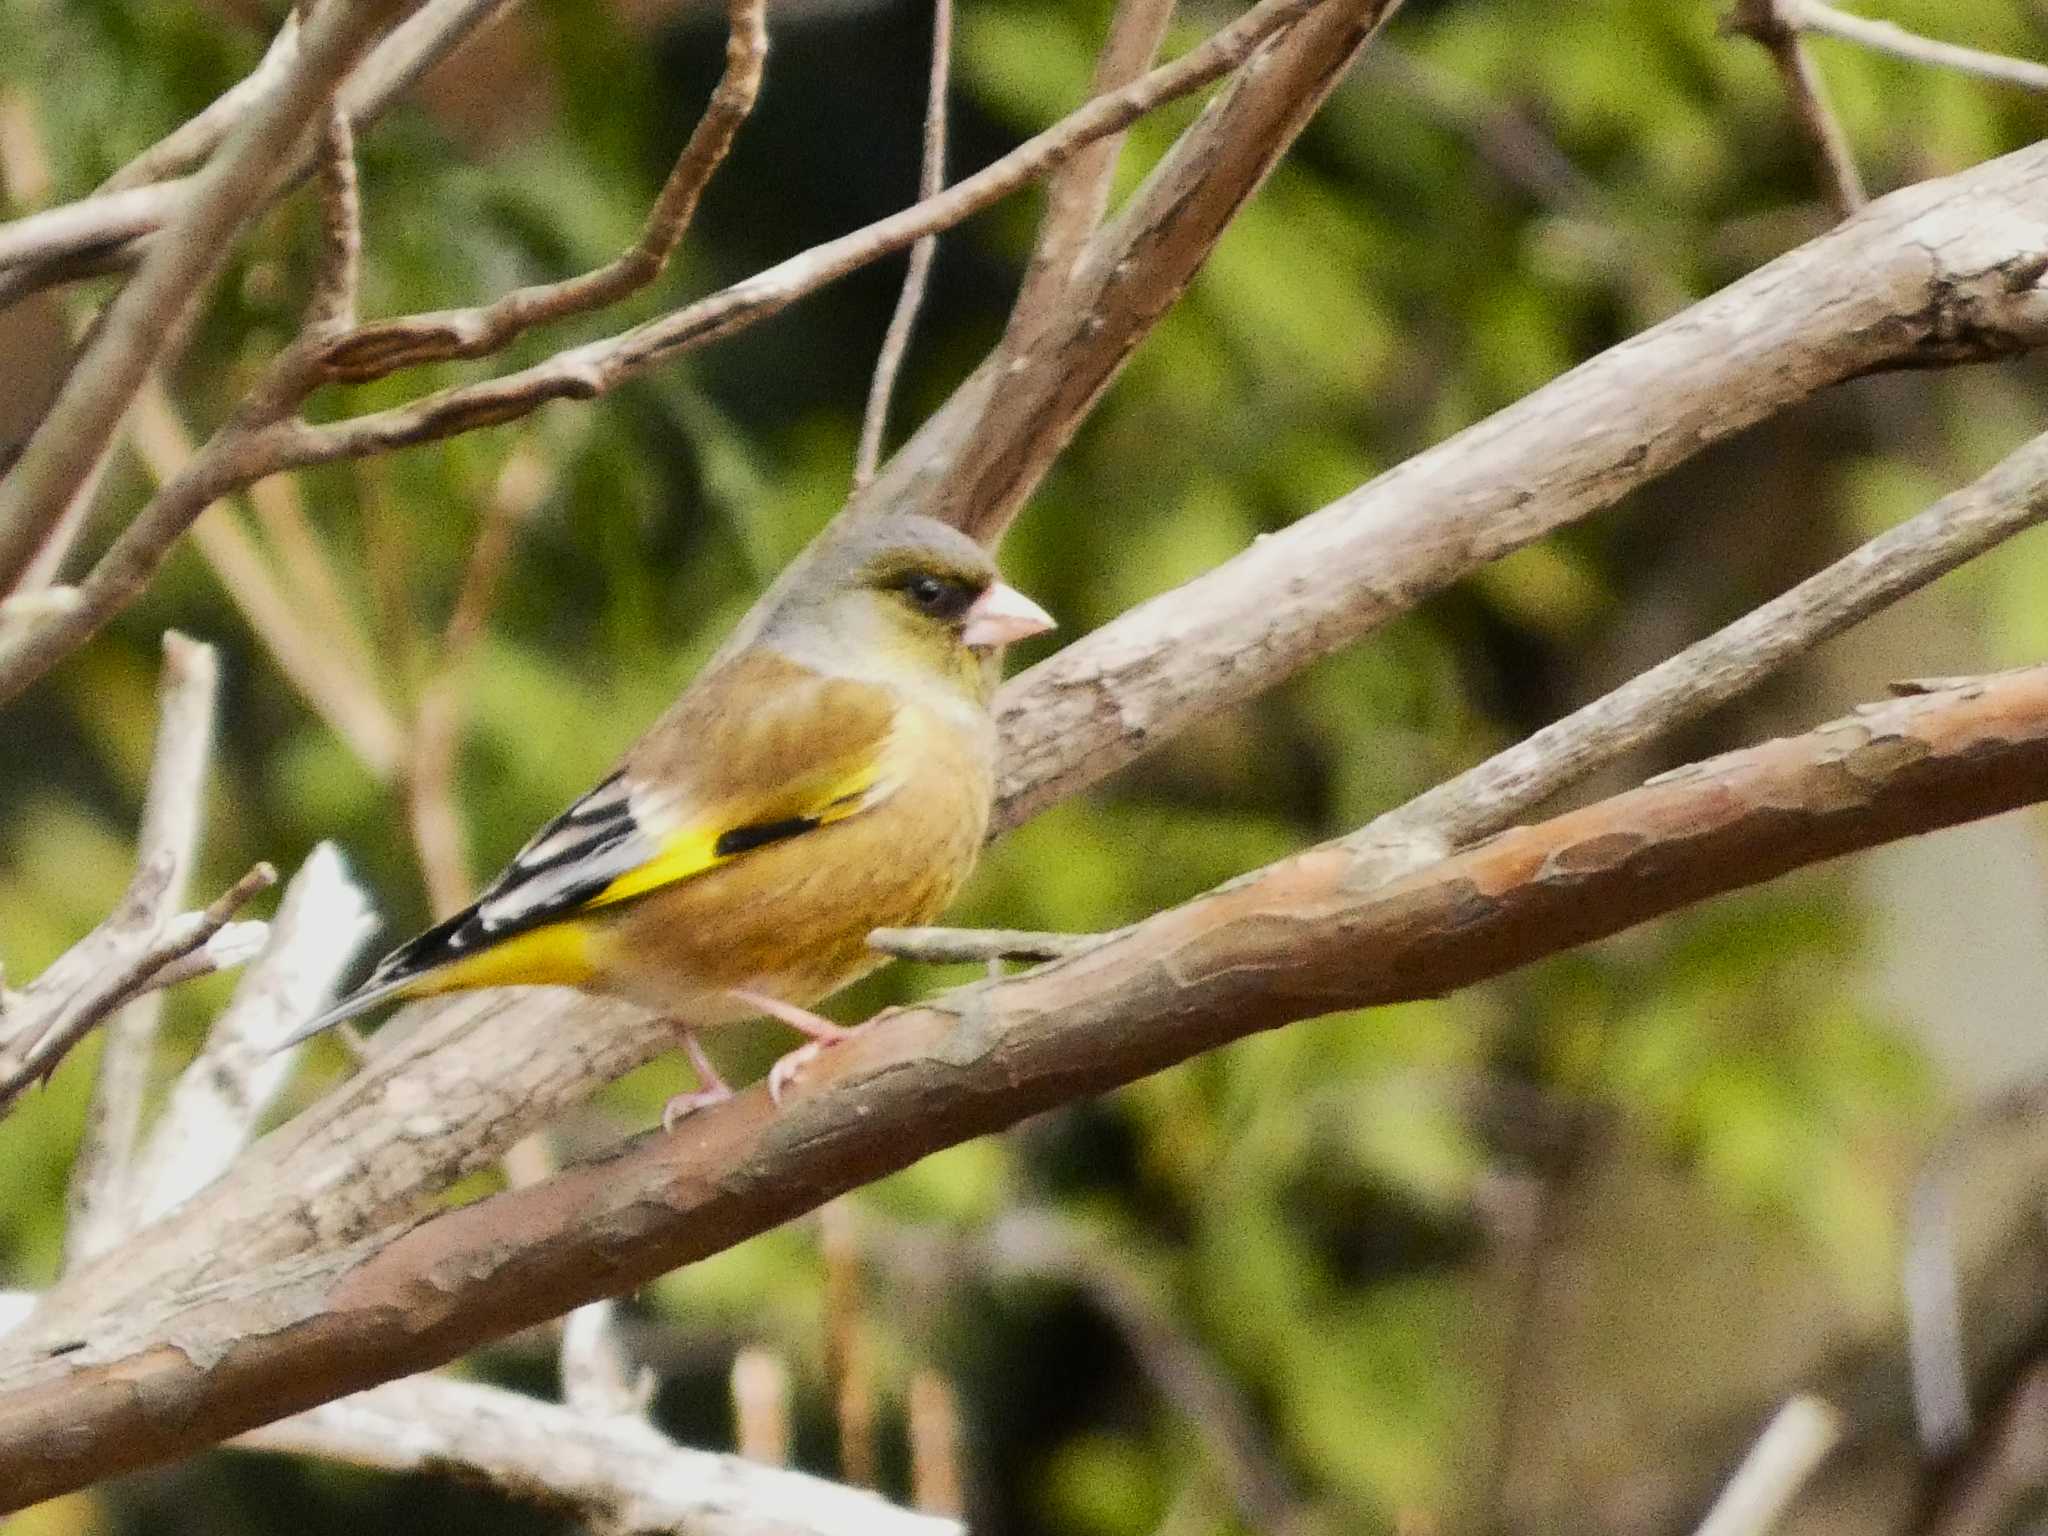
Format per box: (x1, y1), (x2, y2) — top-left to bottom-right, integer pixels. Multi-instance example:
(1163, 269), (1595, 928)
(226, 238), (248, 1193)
(662, 1030), (735, 1131)
(767, 1036), (848, 1106)
(662, 1084), (734, 1131)
(728, 988), (854, 1043)
(727, 989), (855, 1106)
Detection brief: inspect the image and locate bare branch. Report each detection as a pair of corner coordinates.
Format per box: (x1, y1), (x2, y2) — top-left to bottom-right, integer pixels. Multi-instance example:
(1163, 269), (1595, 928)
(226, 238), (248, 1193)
(0, 862), (276, 1120)
(0, 635), (219, 1102)
(732, 1349), (794, 1466)
(0, 0), (1329, 704)
(1350, 422), (2048, 878)
(233, 1374), (960, 1536)
(98, 10), (306, 194)
(822, 1200), (877, 1486)
(906, 1369), (965, 1518)
(1788, 0), (2048, 95)
(985, 142), (2048, 832)
(14, 148), (2048, 1376)
(1727, 0), (1867, 217)
(59, 998), (162, 1273)
(0, 0), (422, 593)
(10, 666), (2048, 1496)
(0, 0), (522, 297)
(307, 107), (361, 335)
(0, 182), (186, 270)
(315, 0), (767, 383)
(1001, 0), (1177, 355)
(872, 0), (1398, 544)
(127, 846), (377, 1231)
(1692, 1396), (1841, 1536)
(1921, 1356), (2048, 1536)
(49, 634), (222, 1260)
(406, 446), (544, 916)
(852, 0), (952, 490)
(129, 377), (405, 778)
(559, 1302), (650, 1419)
(305, 0), (1321, 395)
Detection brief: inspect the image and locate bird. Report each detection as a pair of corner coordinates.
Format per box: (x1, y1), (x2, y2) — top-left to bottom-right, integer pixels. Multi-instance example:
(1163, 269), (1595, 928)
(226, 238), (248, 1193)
(279, 513), (1054, 1123)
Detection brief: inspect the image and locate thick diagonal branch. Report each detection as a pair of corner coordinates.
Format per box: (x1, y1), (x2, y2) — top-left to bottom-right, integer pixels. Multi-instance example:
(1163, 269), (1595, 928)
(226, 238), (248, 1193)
(4, 666), (2047, 1502)
(985, 139), (2048, 830)
(16, 143), (2048, 1364)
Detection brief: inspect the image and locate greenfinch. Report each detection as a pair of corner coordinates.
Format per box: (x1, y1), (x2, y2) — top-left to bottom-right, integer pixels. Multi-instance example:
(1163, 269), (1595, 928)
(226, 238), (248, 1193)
(282, 514), (1054, 1119)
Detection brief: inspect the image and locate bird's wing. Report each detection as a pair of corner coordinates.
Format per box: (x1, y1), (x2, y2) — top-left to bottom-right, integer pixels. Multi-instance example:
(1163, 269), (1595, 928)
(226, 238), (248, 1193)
(279, 655), (903, 1044)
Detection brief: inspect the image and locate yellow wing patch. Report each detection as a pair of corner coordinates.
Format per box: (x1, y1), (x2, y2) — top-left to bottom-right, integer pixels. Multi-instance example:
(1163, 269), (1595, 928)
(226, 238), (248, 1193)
(586, 758), (884, 910)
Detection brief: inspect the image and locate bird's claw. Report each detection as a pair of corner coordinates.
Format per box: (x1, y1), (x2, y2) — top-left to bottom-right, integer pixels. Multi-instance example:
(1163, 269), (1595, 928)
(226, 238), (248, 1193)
(661, 1082), (735, 1131)
(767, 1036), (846, 1106)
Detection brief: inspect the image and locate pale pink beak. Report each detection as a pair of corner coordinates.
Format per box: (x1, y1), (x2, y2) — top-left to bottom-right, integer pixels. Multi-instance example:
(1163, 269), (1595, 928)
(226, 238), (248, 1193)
(961, 580), (1056, 649)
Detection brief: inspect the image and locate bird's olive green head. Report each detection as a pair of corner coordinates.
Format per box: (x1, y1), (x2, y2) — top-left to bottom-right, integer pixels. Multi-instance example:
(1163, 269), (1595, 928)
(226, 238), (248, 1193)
(756, 515), (1050, 706)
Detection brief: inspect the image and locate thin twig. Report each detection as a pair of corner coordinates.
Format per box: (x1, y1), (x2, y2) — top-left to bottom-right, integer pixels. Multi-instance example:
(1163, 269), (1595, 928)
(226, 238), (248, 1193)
(733, 1348), (794, 1466)
(0, 182), (185, 270)
(853, 0), (953, 490)
(1727, 0), (1867, 217)
(406, 445), (544, 916)
(0, 0), (521, 300)
(0, 635), (218, 1107)
(1346, 424), (2048, 882)
(560, 1302), (651, 1419)
(1789, 0), (2048, 94)
(0, 0), (1333, 702)
(906, 1370), (965, 1518)
(315, 0), (768, 384)
(307, 105), (361, 335)
(1896, 1069), (2048, 1457)
(1922, 1356), (2048, 1536)
(1691, 1396), (1841, 1536)
(872, 0), (1393, 545)
(307, 0), (1321, 395)
(51, 634), (220, 1257)
(129, 377), (404, 777)
(0, 861), (277, 1114)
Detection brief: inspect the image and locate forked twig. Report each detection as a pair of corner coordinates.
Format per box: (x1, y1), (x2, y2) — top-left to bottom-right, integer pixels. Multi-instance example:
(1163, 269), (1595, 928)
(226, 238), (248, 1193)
(1727, 0), (1866, 217)
(853, 0), (954, 490)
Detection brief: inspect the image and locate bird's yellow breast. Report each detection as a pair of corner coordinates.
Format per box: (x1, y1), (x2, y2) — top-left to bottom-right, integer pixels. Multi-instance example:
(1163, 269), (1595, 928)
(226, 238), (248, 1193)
(595, 700), (994, 1014)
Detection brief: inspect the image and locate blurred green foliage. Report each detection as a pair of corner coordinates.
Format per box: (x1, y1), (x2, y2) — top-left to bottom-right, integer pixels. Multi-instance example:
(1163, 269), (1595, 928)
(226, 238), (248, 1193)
(5, 0), (2048, 1531)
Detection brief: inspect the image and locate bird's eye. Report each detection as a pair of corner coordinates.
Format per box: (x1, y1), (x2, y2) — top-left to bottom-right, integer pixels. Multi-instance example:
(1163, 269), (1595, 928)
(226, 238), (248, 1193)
(900, 571), (974, 619)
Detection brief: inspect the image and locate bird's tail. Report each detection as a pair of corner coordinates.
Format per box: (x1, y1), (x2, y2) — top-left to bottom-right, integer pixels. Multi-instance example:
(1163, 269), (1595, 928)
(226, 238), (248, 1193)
(274, 971), (418, 1051)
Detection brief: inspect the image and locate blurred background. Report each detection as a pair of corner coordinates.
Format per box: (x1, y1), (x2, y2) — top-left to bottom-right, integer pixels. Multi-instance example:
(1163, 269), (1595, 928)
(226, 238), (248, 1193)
(6, 0), (2048, 1531)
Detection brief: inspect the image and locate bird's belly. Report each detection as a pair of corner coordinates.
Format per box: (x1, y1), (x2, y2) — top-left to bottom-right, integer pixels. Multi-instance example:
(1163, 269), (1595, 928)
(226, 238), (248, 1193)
(598, 769), (987, 1017)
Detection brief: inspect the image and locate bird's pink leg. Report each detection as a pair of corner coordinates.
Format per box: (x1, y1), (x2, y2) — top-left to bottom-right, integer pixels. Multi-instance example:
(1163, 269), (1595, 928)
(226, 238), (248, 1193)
(661, 1030), (735, 1131)
(728, 987), (854, 1105)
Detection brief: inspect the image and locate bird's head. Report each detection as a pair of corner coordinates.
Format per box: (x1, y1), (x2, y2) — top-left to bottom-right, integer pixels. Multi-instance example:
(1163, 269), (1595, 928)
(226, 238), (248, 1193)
(759, 514), (1055, 703)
